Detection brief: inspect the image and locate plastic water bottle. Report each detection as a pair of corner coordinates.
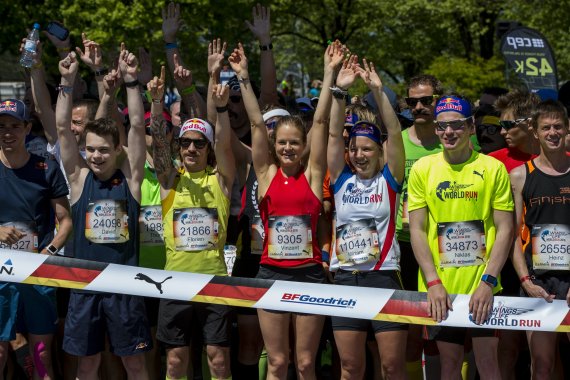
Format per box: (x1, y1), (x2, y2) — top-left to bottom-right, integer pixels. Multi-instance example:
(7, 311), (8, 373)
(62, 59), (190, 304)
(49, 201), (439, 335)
(20, 23), (40, 68)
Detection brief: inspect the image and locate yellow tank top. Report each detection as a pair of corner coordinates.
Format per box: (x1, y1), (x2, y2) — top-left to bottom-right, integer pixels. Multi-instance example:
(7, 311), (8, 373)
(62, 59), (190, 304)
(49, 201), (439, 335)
(163, 167), (229, 275)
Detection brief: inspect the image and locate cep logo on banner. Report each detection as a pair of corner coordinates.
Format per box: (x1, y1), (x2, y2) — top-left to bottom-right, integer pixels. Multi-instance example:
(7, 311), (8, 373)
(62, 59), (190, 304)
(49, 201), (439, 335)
(281, 293), (357, 308)
(500, 26), (558, 93)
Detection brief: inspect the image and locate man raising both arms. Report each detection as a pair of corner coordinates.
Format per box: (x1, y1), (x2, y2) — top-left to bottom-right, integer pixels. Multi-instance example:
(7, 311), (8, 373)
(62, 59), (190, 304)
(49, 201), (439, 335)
(408, 95), (514, 379)
(55, 49), (152, 378)
(510, 100), (570, 380)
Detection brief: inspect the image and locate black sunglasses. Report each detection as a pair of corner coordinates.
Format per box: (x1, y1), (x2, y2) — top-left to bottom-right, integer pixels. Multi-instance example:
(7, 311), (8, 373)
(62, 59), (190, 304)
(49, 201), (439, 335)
(435, 116), (474, 131)
(477, 124), (500, 135)
(405, 95), (438, 107)
(179, 138), (208, 149)
(499, 117), (530, 131)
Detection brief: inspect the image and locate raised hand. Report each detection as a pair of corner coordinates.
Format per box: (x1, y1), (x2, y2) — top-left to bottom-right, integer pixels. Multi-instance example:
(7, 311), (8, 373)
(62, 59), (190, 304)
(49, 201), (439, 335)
(20, 38), (43, 68)
(138, 47), (153, 85)
(357, 58), (382, 90)
(43, 27), (70, 52)
(75, 32), (102, 71)
(147, 66), (166, 102)
(58, 52), (79, 84)
(118, 43), (139, 83)
(245, 3), (271, 45)
(207, 38), (226, 75)
(336, 55), (359, 90)
(212, 83), (230, 108)
(162, 2), (181, 43)
(102, 69), (122, 94)
(325, 40), (344, 71)
(228, 43), (248, 76)
(173, 53), (193, 88)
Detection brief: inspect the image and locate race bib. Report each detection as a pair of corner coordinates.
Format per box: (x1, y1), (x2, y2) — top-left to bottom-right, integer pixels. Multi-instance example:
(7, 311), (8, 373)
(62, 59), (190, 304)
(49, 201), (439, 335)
(336, 218), (379, 266)
(531, 224), (570, 270)
(173, 207), (219, 251)
(401, 192), (409, 231)
(139, 205), (164, 246)
(437, 220), (486, 267)
(251, 215), (264, 255)
(85, 200), (129, 243)
(224, 245), (237, 276)
(0, 222), (38, 253)
(267, 215), (312, 259)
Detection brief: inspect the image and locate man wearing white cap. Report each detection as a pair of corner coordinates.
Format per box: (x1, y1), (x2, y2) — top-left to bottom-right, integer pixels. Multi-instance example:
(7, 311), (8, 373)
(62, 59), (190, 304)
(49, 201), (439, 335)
(149, 78), (235, 380)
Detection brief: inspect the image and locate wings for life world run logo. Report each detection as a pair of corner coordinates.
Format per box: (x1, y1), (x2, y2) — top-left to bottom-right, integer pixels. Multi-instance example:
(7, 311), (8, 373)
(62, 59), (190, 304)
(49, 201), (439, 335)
(341, 183), (382, 205)
(94, 204), (116, 217)
(540, 227), (570, 243)
(469, 301), (540, 328)
(275, 219), (303, 233)
(143, 208), (161, 222)
(435, 181), (477, 202)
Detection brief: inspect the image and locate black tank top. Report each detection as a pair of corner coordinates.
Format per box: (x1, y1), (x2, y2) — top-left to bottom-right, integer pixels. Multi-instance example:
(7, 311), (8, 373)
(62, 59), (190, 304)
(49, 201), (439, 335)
(522, 160), (570, 274)
(237, 166), (261, 259)
(72, 170), (140, 266)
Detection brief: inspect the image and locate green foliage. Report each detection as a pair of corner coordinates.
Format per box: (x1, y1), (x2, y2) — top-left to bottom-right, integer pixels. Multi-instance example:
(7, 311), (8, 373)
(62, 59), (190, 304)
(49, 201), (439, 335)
(425, 55), (507, 101)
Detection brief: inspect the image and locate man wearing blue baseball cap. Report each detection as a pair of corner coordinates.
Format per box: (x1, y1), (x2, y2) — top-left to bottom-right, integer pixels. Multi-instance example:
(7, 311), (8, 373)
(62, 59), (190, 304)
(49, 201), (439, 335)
(0, 98), (72, 378)
(407, 94), (514, 379)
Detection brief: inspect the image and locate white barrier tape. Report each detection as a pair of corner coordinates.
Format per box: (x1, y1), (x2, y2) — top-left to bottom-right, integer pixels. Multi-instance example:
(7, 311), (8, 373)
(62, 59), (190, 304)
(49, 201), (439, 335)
(0, 248), (568, 331)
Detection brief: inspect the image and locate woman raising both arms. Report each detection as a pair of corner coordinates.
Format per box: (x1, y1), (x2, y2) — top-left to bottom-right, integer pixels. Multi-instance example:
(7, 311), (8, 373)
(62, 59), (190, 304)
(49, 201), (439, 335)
(229, 42), (344, 380)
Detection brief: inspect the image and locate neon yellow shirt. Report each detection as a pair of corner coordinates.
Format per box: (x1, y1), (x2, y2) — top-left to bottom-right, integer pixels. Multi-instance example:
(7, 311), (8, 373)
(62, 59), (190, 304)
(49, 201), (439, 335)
(162, 167), (229, 275)
(407, 151), (513, 294)
(139, 162), (166, 269)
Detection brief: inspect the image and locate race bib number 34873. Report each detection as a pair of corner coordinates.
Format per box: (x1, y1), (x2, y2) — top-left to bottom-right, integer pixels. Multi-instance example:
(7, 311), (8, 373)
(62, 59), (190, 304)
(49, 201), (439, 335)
(267, 215), (312, 259)
(437, 220), (486, 268)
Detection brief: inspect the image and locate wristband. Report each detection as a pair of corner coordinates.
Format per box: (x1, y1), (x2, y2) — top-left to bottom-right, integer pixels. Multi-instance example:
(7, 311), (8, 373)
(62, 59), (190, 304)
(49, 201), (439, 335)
(330, 86), (348, 100)
(238, 76), (250, 84)
(481, 274), (498, 287)
(259, 43), (273, 51)
(57, 47), (70, 53)
(152, 98), (163, 104)
(165, 42), (178, 50)
(216, 106), (228, 113)
(56, 85), (73, 94)
(427, 279), (442, 288)
(321, 250), (330, 264)
(94, 68), (109, 77)
(31, 61), (43, 70)
(520, 275), (532, 284)
(180, 85), (196, 95)
(124, 79), (140, 88)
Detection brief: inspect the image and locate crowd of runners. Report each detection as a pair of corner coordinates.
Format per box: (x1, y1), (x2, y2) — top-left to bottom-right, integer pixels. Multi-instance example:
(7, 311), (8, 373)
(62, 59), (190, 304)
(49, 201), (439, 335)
(1, 2), (570, 380)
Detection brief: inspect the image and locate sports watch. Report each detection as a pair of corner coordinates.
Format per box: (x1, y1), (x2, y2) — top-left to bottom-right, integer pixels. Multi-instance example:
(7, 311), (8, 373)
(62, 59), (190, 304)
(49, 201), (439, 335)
(46, 244), (59, 255)
(481, 274), (498, 287)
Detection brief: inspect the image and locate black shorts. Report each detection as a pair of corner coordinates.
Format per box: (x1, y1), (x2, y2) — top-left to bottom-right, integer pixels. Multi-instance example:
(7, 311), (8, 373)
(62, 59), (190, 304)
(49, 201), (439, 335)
(500, 259), (521, 296)
(232, 256), (262, 315)
(398, 241), (419, 291)
(63, 292), (152, 356)
(331, 270), (408, 333)
(256, 264), (326, 314)
(144, 296), (161, 327)
(424, 325), (498, 345)
(156, 299), (233, 347)
(521, 272), (570, 300)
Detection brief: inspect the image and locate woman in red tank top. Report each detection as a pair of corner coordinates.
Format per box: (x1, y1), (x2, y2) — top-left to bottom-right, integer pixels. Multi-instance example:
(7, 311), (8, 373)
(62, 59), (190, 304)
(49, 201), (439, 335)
(229, 42), (344, 379)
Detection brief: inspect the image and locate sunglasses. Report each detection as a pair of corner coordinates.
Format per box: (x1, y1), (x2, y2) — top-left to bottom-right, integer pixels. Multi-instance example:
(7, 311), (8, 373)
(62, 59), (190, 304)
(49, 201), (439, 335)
(435, 116), (474, 131)
(477, 124), (500, 135)
(499, 117), (531, 131)
(405, 95), (438, 107)
(266, 120), (278, 130)
(178, 138), (208, 149)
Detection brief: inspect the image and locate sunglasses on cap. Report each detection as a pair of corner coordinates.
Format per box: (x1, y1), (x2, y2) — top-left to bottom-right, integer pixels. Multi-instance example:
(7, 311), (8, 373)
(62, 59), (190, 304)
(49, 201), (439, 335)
(405, 95), (438, 108)
(178, 137), (208, 149)
(499, 117), (531, 131)
(435, 116), (474, 131)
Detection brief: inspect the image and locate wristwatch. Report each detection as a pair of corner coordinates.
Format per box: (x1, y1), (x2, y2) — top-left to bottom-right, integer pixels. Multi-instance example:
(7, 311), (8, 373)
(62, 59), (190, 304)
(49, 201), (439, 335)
(481, 274), (498, 287)
(46, 244), (59, 255)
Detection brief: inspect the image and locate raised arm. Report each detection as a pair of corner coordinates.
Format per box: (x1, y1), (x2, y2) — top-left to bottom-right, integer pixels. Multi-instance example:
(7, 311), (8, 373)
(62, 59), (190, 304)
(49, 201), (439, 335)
(212, 84), (236, 198)
(357, 59), (405, 183)
(118, 44), (146, 201)
(28, 40), (57, 145)
(307, 42), (344, 189)
(75, 32), (105, 99)
(55, 52), (86, 182)
(148, 66), (177, 191)
(246, 4), (278, 107)
(229, 43), (270, 179)
(95, 67), (121, 119)
(206, 38), (227, 125)
(173, 54), (206, 119)
(328, 54), (358, 182)
(162, 2), (183, 77)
